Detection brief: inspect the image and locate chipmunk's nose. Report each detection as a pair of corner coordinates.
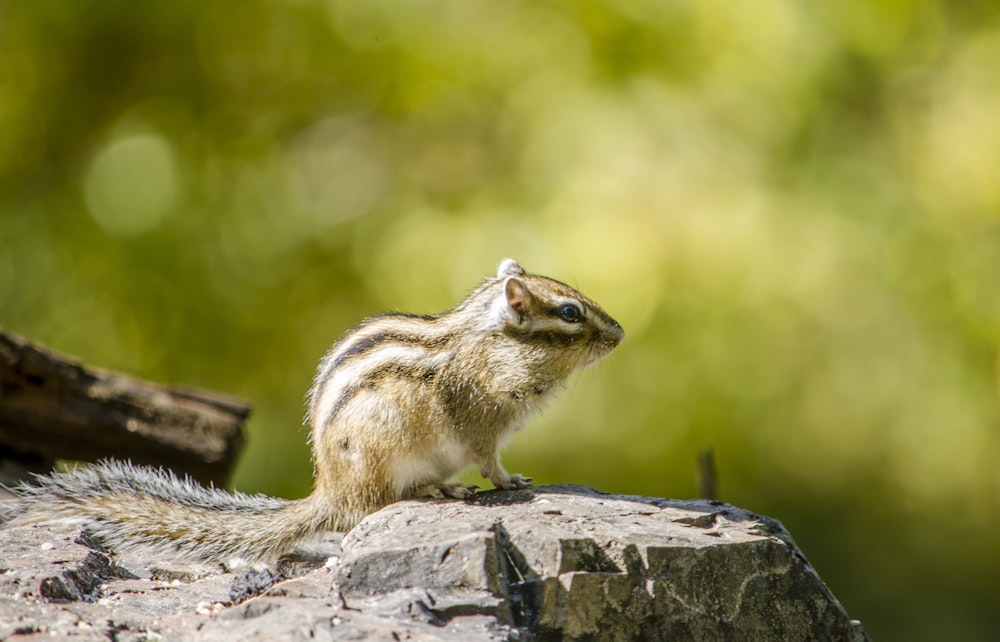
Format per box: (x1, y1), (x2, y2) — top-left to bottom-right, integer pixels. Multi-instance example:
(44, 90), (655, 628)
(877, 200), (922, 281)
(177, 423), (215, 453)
(606, 319), (625, 347)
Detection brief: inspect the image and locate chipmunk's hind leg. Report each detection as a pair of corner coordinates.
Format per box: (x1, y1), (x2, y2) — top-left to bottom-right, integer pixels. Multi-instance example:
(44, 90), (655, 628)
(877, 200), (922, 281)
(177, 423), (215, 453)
(409, 482), (478, 500)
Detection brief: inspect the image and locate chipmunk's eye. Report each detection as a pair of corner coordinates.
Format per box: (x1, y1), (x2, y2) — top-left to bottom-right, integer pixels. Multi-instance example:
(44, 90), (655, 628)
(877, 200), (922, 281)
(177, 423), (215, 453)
(557, 304), (583, 323)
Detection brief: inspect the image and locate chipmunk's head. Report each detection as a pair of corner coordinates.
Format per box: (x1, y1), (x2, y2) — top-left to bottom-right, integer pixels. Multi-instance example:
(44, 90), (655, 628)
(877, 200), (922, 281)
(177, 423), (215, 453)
(492, 258), (624, 372)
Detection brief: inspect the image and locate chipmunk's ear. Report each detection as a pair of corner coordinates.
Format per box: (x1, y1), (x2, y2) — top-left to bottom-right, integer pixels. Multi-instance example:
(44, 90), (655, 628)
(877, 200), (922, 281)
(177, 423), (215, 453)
(504, 276), (530, 324)
(497, 258), (526, 279)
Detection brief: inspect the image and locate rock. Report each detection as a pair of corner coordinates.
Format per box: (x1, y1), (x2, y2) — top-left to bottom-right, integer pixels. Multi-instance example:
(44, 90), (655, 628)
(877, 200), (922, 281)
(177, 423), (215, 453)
(0, 484), (869, 641)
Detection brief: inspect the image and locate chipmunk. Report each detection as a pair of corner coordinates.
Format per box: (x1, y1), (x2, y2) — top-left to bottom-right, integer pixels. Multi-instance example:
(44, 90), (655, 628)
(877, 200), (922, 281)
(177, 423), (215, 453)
(7, 259), (623, 562)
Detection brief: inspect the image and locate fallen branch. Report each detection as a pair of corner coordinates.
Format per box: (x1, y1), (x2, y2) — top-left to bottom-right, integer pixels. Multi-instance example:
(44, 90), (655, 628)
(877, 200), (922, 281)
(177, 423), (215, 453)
(0, 327), (248, 486)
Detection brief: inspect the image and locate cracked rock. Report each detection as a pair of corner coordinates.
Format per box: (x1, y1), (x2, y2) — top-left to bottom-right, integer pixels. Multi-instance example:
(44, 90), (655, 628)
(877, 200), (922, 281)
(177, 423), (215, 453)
(0, 484), (868, 641)
(338, 484), (868, 641)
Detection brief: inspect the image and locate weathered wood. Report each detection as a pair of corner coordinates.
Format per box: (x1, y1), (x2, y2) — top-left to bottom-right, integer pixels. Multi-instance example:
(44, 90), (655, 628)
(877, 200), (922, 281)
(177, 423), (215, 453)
(0, 327), (249, 486)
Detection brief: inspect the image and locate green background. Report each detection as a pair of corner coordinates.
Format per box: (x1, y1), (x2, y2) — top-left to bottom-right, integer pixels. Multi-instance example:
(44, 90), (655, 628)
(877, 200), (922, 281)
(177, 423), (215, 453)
(2, 1), (999, 639)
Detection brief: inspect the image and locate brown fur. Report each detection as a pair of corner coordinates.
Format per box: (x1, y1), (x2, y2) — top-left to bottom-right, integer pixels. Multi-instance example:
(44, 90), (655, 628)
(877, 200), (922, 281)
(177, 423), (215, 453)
(11, 259), (623, 562)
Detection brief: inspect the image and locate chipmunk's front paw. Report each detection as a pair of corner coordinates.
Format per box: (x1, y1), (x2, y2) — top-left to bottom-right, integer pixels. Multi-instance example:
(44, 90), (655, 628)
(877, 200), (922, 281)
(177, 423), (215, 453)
(413, 483), (479, 500)
(495, 473), (533, 490)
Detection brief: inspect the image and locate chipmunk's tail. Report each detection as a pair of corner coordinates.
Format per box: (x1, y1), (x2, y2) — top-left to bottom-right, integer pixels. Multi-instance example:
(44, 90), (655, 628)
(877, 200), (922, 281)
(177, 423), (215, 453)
(6, 459), (337, 563)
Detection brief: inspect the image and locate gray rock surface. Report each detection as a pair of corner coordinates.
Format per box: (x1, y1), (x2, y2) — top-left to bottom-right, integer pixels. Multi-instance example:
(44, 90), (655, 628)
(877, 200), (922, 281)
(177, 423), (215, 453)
(0, 484), (869, 641)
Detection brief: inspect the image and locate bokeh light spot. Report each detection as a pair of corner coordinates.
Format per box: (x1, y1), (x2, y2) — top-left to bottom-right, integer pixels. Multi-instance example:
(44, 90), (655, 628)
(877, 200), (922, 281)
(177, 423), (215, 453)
(83, 130), (179, 237)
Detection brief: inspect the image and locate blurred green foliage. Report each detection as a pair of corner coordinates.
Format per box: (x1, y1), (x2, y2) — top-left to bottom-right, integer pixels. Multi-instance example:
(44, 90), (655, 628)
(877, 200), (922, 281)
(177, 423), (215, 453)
(2, 1), (999, 639)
